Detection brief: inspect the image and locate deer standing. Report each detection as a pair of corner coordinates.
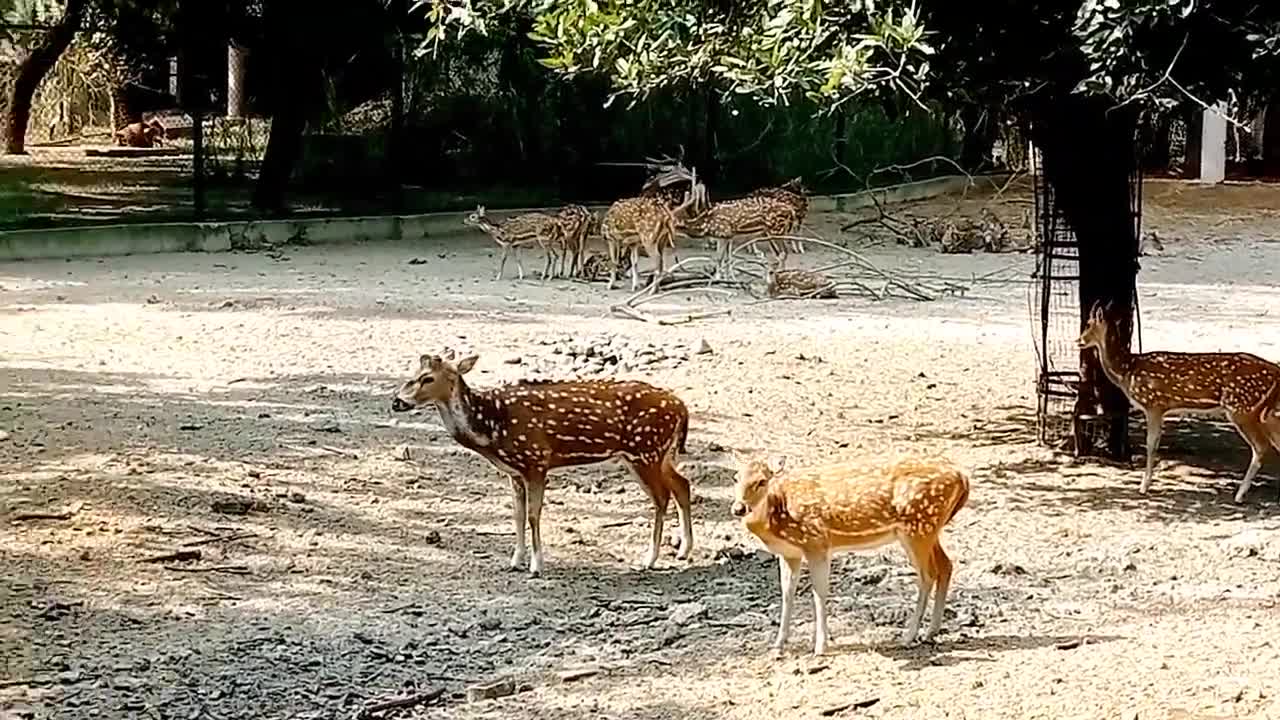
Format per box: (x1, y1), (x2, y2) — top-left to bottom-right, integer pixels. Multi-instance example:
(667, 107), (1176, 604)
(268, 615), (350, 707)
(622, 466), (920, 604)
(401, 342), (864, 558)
(748, 177), (810, 255)
(553, 204), (596, 279)
(463, 206), (561, 281)
(678, 195), (799, 280)
(392, 350), (694, 575)
(602, 190), (699, 292)
(731, 452), (969, 656)
(1078, 302), (1280, 503)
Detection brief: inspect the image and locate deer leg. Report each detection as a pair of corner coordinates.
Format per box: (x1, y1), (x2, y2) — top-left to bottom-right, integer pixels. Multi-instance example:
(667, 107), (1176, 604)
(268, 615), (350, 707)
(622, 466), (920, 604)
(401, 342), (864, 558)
(629, 462), (670, 569)
(514, 246), (526, 281)
(900, 535), (937, 645)
(495, 245), (510, 281)
(524, 470), (548, 576)
(805, 551), (833, 655)
(629, 245), (642, 292)
(664, 459), (694, 560)
(649, 242), (664, 293)
(508, 475), (528, 571)
(606, 241), (620, 290)
(772, 554), (803, 657)
(1140, 409), (1165, 494)
(925, 541), (953, 642)
(1229, 411), (1273, 503)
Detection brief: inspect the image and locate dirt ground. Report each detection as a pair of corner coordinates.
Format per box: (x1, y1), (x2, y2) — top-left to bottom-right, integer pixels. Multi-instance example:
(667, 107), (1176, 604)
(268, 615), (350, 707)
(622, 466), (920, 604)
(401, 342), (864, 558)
(4, 178), (1280, 720)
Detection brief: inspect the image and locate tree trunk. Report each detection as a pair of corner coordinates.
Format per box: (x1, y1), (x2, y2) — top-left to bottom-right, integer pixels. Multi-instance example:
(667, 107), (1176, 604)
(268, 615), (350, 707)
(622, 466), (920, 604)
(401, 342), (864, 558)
(251, 0), (321, 212)
(110, 78), (142, 129)
(1030, 95), (1140, 460)
(227, 42), (249, 119)
(1182, 107), (1203, 179)
(252, 100), (307, 211)
(958, 104), (997, 172)
(3, 0), (88, 154)
(1263, 103), (1280, 177)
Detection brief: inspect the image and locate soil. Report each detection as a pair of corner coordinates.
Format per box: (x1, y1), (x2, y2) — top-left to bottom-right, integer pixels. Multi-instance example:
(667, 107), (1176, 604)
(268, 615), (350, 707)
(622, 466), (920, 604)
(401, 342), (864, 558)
(3, 178), (1280, 720)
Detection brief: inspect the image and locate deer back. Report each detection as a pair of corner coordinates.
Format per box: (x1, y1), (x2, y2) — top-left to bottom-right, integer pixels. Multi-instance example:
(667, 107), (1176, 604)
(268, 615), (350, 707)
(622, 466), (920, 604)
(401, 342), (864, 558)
(745, 458), (969, 555)
(1130, 351), (1280, 413)
(485, 379), (688, 471)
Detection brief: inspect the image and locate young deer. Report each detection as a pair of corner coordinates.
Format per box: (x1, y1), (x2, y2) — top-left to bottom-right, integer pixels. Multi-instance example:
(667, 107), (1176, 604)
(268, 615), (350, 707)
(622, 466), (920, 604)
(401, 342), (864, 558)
(463, 205), (561, 281)
(731, 452), (970, 656)
(392, 350), (694, 575)
(1078, 302), (1280, 502)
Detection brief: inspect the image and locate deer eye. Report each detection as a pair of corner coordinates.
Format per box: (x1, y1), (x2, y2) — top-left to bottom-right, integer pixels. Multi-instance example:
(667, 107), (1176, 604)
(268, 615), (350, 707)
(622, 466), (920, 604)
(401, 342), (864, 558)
(419, 375), (434, 385)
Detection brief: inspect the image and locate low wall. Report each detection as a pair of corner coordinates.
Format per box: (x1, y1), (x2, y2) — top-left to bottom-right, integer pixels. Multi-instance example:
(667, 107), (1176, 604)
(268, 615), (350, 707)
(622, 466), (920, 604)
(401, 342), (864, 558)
(0, 173), (1011, 263)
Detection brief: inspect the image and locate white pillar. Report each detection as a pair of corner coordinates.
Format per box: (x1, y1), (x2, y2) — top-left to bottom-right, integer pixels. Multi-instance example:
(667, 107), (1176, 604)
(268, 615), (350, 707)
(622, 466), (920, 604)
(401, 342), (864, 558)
(227, 43), (248, 119)
(1199, 102), (1227, 184)
(169, 56), (179, 98)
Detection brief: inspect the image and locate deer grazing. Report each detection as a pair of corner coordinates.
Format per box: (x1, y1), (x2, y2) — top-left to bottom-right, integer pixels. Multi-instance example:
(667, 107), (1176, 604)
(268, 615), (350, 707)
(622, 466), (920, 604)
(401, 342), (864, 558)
(392, 350), (694, 575)
(731, 452), (970, 656)
(1078, 302), (1280, 503)
(463, 206), (561, 281)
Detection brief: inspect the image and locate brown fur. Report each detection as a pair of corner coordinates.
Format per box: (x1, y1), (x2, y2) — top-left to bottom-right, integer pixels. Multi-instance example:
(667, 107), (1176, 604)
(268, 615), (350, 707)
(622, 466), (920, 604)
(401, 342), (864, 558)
(732, 453), (969, 655)
(464, 205), (561, 281)
(1078, 302), (1280, 502)
(113, 118), (167, 148)
(679, 195), (799, 277)
(392, 350), (694, 575)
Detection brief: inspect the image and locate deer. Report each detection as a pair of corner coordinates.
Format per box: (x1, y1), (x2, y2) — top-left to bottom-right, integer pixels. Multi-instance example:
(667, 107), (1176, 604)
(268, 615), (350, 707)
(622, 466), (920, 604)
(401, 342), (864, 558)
(1078, 302), (1280, 503)
(748, 177), (810, 255)
(677, 194), (799, 280)
(113, 118), (167, 148)
(601, 186), (702, 292)
(463, 205), (561, 281)
(553, 204), (596, 279)
(730, 452), (970, 657)
(391, 349), (694, 576)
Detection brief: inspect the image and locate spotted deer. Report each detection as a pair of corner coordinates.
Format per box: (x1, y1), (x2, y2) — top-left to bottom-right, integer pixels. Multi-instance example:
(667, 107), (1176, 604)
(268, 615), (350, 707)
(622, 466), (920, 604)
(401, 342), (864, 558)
(1078, 302), (1280, 503)
(731, 452), (969, 656)
(553, 204), (596, 278)
(748, 177), (810, 254)
(602, 189), (700, 292)
(391, 350), (694, 575)
(463, 205), (561, 281)
(678, 195), (799, 279)
(766, 266), (837, 299)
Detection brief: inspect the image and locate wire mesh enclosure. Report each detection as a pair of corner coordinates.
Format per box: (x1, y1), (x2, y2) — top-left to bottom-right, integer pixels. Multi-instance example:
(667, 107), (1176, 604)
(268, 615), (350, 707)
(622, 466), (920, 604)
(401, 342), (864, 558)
(1030, 136), (1145, 454)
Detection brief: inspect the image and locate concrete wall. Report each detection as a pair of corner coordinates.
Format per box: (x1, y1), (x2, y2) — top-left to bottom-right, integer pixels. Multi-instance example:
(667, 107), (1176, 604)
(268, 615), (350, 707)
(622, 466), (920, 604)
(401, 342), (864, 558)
(0, 173), (1011, 263)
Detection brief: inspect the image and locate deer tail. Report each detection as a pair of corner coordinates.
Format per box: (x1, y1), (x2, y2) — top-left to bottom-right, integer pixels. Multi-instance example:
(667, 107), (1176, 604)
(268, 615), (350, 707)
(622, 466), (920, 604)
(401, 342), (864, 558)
(946, 471), (971, 526)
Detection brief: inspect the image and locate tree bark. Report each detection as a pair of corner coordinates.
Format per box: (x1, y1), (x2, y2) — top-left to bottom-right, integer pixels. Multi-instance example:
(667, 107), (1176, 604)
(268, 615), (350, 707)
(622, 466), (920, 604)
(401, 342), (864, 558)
(227, 42), (249, 119)
(251, 0), (321, 212)
(1263, 102), (1280, 177)
(3, 0), (88, 154)
(958, 104), (997, 173)
(1030, 95), (1140, 459)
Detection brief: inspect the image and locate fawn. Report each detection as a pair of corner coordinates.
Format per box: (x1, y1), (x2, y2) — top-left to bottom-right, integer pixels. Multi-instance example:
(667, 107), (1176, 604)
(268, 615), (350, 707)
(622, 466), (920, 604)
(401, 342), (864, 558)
(1078, 302), (1280, 502)
(731, 452), (970, 656)
(463, 206), (561, 281)
(391, 350), (694, 575)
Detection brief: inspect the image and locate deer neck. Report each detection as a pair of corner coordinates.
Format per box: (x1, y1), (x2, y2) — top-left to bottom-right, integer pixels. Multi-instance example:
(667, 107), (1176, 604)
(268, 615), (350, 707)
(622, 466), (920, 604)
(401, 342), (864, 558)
(1093, 332), (1136, 391)
(475, 218), (502, 236)
(433, 381), (496, 450)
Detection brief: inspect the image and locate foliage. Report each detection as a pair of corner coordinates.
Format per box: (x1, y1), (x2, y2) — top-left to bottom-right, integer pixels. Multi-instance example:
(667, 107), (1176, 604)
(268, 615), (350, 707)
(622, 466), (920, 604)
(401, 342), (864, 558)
(412, 0), (1280, 118)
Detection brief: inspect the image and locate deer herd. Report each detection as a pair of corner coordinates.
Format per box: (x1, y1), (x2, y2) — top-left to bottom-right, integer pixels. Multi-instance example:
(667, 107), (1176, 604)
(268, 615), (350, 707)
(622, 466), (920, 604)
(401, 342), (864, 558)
(462, 161), (810, 292)
(396, 176), (1280, 658)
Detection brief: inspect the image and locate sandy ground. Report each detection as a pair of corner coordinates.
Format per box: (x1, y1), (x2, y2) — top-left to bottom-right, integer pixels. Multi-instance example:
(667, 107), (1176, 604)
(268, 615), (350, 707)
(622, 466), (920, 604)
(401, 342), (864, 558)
(4, 179), (1280, 720)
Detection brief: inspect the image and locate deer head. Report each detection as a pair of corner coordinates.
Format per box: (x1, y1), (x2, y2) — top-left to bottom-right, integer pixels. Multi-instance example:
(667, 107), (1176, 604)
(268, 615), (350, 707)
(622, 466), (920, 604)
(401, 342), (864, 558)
(730, 451), (786, 517)
(391, 349), (479, 412)
(1077, 301), (1115, 351)
(464, 205), (487, 227)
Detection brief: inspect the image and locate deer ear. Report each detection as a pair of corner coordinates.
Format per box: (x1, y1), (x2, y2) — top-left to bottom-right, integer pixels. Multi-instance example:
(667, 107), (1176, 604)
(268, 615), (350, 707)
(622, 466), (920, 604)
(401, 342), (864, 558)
(419, 354), (441, 371)
(767, 454), (787, 474)
(456, 354), (479, 374)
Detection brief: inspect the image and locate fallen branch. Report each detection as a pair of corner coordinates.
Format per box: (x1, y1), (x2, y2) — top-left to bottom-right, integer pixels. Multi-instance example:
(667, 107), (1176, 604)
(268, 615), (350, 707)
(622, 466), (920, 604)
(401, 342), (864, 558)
(181, 531), (258, 548)
(820, 697), (881, 716)
(140, 549), (202, 564)
(163, 564), (251, 575)
(610, 304), (732, 326)
(356, 687), (446, 718)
